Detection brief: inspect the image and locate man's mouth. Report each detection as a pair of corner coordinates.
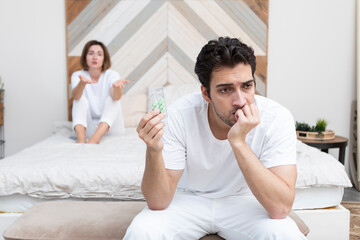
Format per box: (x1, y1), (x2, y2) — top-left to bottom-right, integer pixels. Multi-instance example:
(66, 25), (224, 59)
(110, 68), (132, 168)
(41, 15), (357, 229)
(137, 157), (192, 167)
(234, 112), (239, 122)
(232, 105), (246, 122)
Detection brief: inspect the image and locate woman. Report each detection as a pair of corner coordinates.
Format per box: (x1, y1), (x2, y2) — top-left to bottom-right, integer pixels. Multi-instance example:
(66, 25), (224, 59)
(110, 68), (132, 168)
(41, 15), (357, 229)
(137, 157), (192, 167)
(71, 40), (129, 144)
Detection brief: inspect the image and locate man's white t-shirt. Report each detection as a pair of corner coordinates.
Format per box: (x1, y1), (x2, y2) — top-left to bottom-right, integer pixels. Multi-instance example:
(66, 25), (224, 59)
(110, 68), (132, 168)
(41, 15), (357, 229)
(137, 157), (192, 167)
(163, 92), (297, 198)
(71, 69), (120, 123)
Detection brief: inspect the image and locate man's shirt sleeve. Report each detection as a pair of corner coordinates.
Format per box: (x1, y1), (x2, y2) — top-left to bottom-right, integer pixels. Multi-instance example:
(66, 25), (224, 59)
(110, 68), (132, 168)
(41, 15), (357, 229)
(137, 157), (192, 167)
(259, 108), (297, 168)
(162, 110), (187, 170)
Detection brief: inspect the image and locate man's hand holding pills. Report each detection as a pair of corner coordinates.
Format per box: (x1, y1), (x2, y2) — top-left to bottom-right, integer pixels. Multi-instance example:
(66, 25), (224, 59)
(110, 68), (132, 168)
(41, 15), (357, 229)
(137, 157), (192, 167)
(137, 110), (166, 152)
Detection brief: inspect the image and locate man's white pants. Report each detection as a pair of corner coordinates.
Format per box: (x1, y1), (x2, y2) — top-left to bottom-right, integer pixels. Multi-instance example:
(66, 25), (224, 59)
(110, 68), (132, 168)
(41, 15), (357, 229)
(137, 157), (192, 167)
(124, 191), (306, 240)
(72, 95), (125, 138)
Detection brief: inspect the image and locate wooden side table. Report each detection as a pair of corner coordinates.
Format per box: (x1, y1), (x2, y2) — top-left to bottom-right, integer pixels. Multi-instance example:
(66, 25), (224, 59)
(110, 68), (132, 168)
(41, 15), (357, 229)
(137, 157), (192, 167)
(298, 136), (348, 164)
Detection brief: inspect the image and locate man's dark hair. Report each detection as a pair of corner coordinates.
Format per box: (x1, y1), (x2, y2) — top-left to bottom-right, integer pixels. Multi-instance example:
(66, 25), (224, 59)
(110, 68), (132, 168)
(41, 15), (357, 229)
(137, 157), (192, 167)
(194, 37), (256, 96)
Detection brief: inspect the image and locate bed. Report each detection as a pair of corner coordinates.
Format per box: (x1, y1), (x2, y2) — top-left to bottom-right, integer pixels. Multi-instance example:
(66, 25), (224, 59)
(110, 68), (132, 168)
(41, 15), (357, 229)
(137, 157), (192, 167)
(0, 84), (353, 240)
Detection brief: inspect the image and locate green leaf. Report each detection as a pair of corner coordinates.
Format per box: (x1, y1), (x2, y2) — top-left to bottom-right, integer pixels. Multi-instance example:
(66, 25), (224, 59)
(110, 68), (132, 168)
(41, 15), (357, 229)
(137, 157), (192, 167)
(314, 119), (327, 133)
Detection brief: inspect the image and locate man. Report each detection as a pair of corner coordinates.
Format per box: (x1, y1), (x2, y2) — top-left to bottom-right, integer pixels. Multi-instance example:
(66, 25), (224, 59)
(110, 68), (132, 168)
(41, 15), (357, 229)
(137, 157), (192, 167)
(124, 37), (306, 239)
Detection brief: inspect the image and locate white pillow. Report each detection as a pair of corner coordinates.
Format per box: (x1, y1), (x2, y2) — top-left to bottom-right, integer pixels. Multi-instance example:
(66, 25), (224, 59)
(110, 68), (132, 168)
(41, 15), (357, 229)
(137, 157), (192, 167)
(121, 94), (147, 128)
(163, 83), (201, 107)
(121, 84), (201, 127)
(296, 140), (352, 188)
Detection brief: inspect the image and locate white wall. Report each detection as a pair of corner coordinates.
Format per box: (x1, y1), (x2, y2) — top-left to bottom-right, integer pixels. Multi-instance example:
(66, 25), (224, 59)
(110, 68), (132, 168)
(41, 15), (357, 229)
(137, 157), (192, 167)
(0, 0), (357, 172)
(267, 0), (356, 171)
(0, 0), (67, 156)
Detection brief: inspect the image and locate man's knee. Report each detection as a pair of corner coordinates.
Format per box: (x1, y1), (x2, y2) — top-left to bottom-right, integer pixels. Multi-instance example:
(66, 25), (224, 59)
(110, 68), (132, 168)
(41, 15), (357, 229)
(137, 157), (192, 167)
(253, 218), (305, 240)
(124, 209), (167, 239)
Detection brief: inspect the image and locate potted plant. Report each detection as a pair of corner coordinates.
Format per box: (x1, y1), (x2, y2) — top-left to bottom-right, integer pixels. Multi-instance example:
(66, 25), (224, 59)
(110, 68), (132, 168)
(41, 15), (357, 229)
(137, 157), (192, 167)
(296, 119), (335, 140)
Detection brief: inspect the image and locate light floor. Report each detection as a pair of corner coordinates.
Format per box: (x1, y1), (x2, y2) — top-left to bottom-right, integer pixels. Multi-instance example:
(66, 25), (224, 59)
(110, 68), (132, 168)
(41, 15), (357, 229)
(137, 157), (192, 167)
(343, 187), (360, 201)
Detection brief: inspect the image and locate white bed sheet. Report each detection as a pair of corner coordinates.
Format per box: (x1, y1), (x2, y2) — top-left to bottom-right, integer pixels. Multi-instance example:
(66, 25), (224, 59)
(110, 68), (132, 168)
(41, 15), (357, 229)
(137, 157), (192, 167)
(0, 124), (145, 200)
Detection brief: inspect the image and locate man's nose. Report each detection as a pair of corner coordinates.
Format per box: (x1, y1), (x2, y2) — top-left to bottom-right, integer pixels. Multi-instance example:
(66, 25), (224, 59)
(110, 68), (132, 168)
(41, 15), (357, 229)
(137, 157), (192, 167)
(232, 89), (247, 107)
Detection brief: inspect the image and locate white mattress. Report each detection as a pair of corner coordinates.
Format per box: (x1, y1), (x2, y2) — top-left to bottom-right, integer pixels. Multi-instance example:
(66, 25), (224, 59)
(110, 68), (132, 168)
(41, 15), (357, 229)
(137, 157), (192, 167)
(0, 194), (143, 213)
(293, 186), (344, 210)
(0, 186), (344, 213)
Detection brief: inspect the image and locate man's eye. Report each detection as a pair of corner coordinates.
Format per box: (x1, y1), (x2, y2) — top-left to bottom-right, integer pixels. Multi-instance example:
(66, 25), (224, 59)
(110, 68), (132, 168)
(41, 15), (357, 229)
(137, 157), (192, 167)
(220, 88), (230, 93)
(243, 83), (253, 89)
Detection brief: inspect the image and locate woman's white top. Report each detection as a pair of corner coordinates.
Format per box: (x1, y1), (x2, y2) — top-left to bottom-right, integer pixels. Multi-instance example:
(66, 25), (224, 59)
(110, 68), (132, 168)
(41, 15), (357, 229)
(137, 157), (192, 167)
(71, 69), (120, 121)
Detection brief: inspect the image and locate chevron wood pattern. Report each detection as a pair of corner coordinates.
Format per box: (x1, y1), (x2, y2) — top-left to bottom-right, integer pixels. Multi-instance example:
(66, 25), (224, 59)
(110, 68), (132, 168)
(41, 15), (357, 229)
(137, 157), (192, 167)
(66, 0), (269, 120)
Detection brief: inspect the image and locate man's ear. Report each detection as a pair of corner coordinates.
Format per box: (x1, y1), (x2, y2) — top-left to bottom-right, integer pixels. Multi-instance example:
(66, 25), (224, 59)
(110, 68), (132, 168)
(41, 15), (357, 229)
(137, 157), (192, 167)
(201, 85), (211, 103)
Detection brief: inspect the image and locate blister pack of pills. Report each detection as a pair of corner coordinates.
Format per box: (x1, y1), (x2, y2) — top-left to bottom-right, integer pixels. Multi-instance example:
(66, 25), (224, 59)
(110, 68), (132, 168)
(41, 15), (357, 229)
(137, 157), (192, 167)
(148, 87), (166, 114)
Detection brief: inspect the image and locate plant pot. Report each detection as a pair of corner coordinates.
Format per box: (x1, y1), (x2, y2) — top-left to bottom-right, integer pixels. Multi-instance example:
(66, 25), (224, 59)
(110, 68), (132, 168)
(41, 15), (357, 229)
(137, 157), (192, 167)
(296, 130), (335, 140)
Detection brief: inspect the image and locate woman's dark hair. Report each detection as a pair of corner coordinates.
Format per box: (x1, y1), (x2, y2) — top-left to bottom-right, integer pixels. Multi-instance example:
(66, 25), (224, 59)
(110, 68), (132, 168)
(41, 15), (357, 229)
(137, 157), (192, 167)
(194, 37), (256, 96)
(80, 40), (111, 72)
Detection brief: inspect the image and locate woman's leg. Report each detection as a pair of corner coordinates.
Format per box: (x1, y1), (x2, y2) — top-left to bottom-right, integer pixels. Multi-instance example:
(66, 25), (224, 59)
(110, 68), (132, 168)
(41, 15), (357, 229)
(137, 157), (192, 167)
(74, 125), (86, 143)
(88, 96), (124, 143)
(72, 96), (90, 143)
(107, 101), (125, 135)
(88, 122), (109, 144)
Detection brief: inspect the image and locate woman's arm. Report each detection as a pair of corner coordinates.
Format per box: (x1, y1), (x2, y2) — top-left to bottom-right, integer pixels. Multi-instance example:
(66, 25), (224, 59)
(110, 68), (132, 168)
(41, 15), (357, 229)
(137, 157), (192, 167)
(110, 79), (130, 101)
(72, 75), (96, 100)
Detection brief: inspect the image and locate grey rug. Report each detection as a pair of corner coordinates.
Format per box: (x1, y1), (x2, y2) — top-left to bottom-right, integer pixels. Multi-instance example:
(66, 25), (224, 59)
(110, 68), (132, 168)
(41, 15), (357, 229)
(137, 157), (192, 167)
(342, 201), (360, 240)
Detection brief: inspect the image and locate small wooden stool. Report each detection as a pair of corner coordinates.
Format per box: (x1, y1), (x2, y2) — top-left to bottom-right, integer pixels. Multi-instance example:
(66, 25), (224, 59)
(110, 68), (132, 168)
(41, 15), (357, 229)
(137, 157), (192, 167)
(3, 201), (223, 240)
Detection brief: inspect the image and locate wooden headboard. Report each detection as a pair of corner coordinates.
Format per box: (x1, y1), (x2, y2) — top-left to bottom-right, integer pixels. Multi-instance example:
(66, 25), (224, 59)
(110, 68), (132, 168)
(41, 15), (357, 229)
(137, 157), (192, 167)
(65, 0), (269, 121)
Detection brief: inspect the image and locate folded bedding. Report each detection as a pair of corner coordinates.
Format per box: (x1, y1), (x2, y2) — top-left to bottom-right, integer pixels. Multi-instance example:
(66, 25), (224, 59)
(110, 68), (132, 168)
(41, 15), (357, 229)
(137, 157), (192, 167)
(0, 122), (352, 205)
(0, 122), (146, 200)
(295, 140), (352, 188)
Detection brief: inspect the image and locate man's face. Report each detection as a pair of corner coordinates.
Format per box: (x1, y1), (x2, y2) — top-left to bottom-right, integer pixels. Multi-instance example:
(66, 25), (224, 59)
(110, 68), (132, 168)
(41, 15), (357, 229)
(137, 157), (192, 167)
(202, 63), (256, 128)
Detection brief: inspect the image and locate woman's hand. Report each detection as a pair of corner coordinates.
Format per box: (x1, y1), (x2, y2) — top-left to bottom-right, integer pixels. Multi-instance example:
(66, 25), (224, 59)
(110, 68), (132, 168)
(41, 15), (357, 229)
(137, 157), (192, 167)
(110, 79), (130, 101)
(79, 75), (97, 84)
(137, 110), (166, 152)
(112, 79), (130, 88)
